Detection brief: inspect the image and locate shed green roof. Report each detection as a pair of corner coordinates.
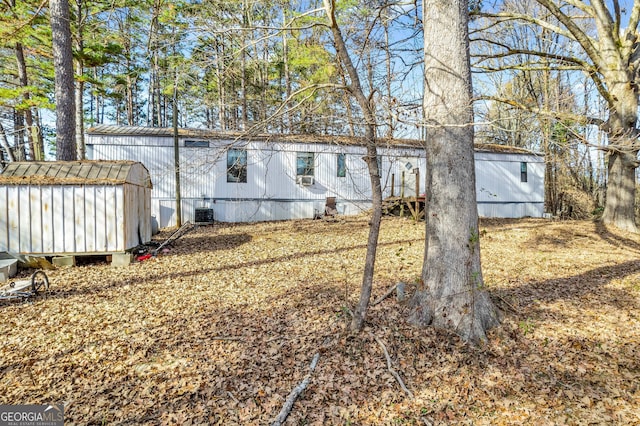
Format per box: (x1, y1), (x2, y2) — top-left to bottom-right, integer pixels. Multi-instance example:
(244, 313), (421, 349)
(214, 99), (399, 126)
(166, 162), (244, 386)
(0, 161), (152, 188)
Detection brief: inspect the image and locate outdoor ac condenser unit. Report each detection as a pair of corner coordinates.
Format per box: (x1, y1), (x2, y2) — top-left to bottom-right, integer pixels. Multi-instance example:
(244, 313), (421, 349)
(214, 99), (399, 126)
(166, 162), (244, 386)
(194, 208), (214, 225)
(296, 175), (314, 186)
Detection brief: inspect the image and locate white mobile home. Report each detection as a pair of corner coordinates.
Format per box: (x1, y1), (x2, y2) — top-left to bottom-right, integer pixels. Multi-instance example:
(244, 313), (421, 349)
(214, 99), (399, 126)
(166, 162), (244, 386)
(474, 145), (545, 218)
(85, 125), (544, 227)
(0, 161), (152, 255)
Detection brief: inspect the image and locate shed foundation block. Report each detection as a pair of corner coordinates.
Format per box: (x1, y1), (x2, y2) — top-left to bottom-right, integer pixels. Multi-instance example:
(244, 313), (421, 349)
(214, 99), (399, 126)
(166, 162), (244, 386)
(52, 256), (76, 267)
(111, 253), (132, 266)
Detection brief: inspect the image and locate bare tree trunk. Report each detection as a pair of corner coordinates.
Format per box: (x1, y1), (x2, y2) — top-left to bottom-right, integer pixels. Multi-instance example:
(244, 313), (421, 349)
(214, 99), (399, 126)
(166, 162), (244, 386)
(602, 83), (639, 233)
(216, 40), (226, 130)
(50, 0), (76, 160)
(148, 1), (162, 127)
(241, 5), (249, 130)
(602, 143), (638, 232)
(15, 42), (35, 159)
(13, 112), (25, 160)
(33, 108), (44, 159)
(541, 57), (553, 214)
(409, 0), (500, 344)
(339, 71), (355, 137)
(75, 62), (85, 160)
(0, 121), (16, 162)
(74, 0), (85, 160)
(126, 62), (135, 125)
(282, 6), (292, 132)
(384, 21), (394, 138)
(323, 0), (383, 333)
(261, 27), (269, 124)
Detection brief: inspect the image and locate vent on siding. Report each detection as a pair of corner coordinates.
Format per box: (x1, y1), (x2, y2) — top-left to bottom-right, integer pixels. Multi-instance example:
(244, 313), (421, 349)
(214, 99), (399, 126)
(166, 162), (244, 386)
(194, 208), (214, 224)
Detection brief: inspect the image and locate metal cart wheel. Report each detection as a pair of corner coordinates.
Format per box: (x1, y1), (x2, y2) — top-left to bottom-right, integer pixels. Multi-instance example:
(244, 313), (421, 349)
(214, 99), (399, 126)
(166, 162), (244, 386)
(30, 271), (49, 294)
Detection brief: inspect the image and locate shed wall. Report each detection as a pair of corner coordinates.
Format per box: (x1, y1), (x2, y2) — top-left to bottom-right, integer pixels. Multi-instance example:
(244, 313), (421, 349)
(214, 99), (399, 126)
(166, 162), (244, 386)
(0, 183), (149, 255)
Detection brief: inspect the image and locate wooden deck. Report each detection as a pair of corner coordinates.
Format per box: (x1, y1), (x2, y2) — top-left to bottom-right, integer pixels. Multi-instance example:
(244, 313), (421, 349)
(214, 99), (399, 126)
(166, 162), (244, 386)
(382, 196), (426, 220)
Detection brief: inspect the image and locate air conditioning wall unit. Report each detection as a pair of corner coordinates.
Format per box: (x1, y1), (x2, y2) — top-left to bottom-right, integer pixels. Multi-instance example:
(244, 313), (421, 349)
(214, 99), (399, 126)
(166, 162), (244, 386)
(296, 175), (314, 186)
(194, 207), (214, 224)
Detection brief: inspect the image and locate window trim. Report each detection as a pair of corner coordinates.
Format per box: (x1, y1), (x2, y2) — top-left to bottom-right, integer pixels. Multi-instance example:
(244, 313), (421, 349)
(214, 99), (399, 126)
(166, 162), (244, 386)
(337, 153), (346, 178)
(227, 148), (248, 183)
(184, 140), (209, 148)
(520, 162), (528, 183)
(296, 152), (315, 176)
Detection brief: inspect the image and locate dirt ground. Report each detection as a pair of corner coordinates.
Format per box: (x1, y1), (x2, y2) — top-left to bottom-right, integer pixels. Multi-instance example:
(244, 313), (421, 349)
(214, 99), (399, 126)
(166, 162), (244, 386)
(0, 216), (638, 425)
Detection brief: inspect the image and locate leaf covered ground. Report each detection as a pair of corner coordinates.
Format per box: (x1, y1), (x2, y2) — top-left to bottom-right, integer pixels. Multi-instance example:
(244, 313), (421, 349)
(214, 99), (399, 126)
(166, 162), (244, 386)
(1, 216), (639, 425)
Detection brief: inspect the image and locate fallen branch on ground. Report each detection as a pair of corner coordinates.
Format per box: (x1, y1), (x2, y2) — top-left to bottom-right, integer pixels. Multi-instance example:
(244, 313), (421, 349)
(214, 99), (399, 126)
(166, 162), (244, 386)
(271, 352), (321, 426)
(371, 283), (398, 306)
(370, 332), (413, 398)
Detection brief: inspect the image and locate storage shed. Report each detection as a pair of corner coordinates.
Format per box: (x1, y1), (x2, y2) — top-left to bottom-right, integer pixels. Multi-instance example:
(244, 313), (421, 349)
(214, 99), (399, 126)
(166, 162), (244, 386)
(0, 161), (152, 256)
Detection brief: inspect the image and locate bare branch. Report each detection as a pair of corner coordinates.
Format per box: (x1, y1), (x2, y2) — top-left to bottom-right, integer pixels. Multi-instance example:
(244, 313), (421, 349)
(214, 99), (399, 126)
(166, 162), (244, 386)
(370, 333), (413, 398)
(477, 95), (606, 128)
(473, 12), (577, 42)
(622, 2), (640, 62)
(534, 0), (604, 69)
(472, 45), (593, 69)
(613, 0), (621, 37)
(559, 0), (594, 14)
(271, 353), (321, 426)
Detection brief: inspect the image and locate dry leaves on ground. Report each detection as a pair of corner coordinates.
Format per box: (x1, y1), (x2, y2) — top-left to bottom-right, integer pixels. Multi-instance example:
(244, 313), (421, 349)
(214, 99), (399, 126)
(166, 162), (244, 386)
(0, 216), (639, 425)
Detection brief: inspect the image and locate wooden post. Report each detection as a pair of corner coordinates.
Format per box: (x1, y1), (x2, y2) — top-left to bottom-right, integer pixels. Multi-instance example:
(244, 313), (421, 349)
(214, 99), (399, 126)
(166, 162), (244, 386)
(400, 171), (405, 217)
(173, 88), (182, 228)
(415, 169), (420, 220)
(391, 173), (395, 197)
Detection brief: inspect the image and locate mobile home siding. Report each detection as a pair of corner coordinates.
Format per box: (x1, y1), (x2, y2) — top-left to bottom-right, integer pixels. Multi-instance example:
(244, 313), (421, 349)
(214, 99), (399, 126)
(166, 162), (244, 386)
(89, 135), (426, 226)
(86, 126), (543, 226)
(475, 152), (545, 218)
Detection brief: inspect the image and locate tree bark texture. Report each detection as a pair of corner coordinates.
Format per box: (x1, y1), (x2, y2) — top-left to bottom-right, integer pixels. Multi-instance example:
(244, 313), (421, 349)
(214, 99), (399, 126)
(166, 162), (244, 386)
(50, 0), (76, 160)
(601, 83), (639, 233)
(75, 61), (85, 160)
(323, 0), (383, 333)
(15, 42), (36, 159)
(409, 0), (500, 344)
(0, 121), (16, 162)
(74, 0), (85, 160)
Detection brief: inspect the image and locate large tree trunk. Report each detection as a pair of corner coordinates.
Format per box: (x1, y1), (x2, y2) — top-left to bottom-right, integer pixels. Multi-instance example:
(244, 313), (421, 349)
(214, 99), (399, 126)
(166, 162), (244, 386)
(50, 0), (76, 160)
(409, 0), (500, 344)
(602, 145), (639, 233)
(601, 84), (639, 233)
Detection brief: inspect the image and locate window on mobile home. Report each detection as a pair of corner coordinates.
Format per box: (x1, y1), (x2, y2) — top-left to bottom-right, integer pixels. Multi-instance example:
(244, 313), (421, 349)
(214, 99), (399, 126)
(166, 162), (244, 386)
(337, 153), (346, 177)
(520, 162), (528, 183)
(185, 140), (209, 147)
(297, 152), (314, 176)
(227, 149), (247, 183)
